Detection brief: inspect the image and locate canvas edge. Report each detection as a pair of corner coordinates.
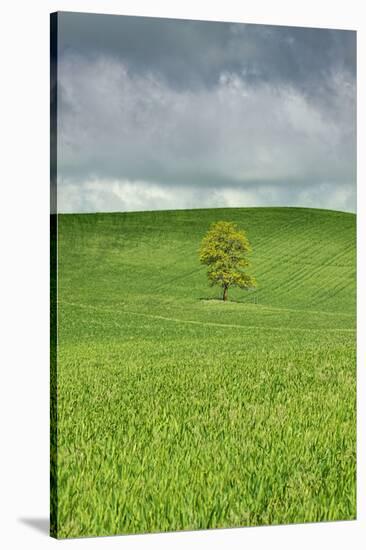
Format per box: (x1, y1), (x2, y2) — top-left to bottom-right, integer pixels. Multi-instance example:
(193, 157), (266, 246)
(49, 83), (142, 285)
(50, 10), (59, 540)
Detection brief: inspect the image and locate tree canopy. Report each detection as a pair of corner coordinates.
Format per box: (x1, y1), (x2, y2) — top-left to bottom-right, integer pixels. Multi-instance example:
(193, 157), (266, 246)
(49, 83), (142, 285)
(199, 221), (256, 301)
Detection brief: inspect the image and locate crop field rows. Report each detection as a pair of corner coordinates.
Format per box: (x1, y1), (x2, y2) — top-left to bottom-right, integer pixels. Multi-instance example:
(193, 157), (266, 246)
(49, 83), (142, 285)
(53, 207), (356, 538)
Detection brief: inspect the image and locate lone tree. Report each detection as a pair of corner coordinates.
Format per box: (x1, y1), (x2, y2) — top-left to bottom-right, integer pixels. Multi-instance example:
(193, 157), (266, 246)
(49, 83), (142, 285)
(199, 221), (256, 301)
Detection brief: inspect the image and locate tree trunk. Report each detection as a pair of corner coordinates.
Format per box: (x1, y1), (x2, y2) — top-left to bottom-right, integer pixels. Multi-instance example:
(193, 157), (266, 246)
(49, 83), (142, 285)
(223, 286), (228, 301)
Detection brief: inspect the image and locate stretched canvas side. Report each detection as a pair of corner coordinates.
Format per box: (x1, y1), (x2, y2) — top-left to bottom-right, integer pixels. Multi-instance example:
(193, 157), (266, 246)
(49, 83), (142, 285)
(50, 11), (58, 539)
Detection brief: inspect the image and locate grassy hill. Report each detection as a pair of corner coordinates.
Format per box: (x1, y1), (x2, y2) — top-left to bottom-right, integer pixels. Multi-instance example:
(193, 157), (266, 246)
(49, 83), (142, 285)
(54, 207), (356, 538)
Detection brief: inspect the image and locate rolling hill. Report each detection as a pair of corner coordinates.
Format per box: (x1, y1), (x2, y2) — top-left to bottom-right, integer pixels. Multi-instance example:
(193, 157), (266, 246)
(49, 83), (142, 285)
(54, 207), (356, 538)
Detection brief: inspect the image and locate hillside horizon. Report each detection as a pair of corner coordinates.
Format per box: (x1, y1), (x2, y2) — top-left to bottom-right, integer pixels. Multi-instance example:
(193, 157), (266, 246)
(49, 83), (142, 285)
(56, 205), (357, 216)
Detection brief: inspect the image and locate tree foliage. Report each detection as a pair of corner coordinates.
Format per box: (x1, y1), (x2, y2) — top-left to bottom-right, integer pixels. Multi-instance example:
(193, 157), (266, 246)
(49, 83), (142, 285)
(199, 221), (256, 301)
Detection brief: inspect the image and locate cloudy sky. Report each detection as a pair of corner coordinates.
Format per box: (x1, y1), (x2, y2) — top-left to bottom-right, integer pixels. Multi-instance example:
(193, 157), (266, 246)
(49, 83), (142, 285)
(55, 12), (356, 213)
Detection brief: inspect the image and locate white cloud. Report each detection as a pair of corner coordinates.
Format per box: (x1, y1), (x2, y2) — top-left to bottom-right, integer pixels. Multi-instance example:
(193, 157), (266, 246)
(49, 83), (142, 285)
(58, 178), (355, 214)
(57, 55), (356, 212)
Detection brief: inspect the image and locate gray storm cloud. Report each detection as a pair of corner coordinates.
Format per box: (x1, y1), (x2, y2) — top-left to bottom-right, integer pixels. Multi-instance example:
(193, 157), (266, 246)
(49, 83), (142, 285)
(56, 13), (356, 213)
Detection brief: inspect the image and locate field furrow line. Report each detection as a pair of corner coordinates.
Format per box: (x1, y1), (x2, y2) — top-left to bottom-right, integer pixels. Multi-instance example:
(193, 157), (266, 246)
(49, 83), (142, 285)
(61, 301), (355, 333)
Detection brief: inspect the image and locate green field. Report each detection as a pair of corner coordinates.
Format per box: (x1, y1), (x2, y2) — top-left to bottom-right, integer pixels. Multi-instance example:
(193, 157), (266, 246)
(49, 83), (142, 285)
(53, 207), (356, 538)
